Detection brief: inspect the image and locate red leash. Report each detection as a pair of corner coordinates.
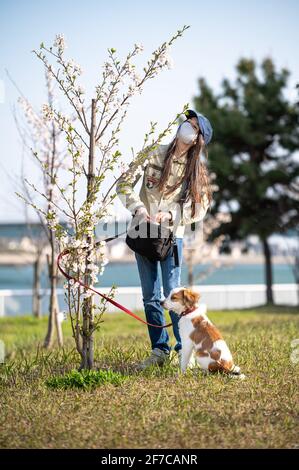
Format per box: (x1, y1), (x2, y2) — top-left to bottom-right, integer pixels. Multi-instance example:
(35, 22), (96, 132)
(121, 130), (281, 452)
(57, 249), (179, 328)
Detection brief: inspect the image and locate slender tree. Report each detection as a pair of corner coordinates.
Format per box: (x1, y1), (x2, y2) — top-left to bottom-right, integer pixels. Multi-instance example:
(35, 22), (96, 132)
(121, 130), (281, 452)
(0, 142), (48, 320)
(15, 69), (64, 346)
(20, 27), (191, 369)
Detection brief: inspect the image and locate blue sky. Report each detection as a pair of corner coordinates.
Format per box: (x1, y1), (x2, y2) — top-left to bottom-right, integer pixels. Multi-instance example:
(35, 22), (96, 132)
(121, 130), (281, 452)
(0, 0), (298, 222)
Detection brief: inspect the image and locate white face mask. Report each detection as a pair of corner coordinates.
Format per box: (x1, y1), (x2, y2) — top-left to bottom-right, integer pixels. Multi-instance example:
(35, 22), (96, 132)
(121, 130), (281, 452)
(177, 121), (198, 144)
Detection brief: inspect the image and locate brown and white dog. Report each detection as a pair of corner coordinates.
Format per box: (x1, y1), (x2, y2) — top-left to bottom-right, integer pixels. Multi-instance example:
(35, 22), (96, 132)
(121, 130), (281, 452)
(161, 287), (245, 379)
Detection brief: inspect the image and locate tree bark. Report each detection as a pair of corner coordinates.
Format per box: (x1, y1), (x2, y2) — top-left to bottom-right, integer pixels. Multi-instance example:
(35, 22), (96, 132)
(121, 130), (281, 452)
(43, 237), (62, 347)
(43, 118), (64, 349)
(43, 250), (55, 349)
(54, 263), (63, 348)
(261, 237), (274, 305)
(80, 98), (96, 370)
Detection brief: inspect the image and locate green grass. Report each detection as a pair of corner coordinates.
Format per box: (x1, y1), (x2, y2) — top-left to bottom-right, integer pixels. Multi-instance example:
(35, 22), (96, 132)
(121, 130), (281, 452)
(0, 305), (298, 449)
(46, 369), (127, 390)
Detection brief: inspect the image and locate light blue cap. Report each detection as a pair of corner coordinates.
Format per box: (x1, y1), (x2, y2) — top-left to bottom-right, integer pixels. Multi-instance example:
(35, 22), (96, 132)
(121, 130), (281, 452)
(185, 109), (213, 145)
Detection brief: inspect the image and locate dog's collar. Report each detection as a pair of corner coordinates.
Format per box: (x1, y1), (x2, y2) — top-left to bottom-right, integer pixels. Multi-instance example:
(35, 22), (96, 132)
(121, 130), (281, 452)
(179, 306), (197, 319)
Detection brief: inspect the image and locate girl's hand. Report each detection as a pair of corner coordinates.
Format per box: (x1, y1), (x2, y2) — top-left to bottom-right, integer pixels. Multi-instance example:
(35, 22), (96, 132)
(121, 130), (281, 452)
(134, 207), (155, 222)
(135, 207), (148, 218)
(155, 211), (172, 223)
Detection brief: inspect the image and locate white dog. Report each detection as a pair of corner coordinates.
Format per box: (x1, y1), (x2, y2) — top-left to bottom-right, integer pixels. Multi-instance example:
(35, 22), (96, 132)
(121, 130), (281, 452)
(161, 287), (245, 379)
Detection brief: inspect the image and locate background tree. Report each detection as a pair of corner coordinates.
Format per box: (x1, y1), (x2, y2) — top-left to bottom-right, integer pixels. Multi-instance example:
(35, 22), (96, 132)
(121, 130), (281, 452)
(0, 147), (48, 320)
(14, 69), (64, 346)
(184, 210), (232, 287)
(281, 82), (299, 306)
(183, 171), (233, 286)
(193, 57), (299, 305)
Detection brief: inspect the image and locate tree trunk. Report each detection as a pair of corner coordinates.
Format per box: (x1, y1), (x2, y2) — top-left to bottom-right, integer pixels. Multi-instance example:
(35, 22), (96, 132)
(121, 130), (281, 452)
(43, 117), (64, 349)
(54, 264), (63, 348)
(261, 237), (274, 305)
(80, 98), (96, 370)
(44, 227), (63, 348)
(32, 253), (42, 319)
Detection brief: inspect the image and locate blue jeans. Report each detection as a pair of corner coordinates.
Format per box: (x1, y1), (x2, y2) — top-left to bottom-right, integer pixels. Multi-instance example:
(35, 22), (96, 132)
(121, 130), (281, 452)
(134, 237), (184, 354)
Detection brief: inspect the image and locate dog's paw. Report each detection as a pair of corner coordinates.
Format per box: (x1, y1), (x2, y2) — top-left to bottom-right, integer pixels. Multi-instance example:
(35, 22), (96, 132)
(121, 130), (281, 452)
(230, 364), (241, 375)
(228, 372), (246, 380)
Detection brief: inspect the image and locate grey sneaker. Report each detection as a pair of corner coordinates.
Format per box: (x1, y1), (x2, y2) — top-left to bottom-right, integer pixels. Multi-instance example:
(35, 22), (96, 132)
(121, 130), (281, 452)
(136, 348), (170, 371)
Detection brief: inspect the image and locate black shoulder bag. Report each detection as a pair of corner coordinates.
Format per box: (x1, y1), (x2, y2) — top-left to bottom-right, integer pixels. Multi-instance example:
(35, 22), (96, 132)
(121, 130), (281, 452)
(125, 216), (180, 266)
(125, 180), (190, 267)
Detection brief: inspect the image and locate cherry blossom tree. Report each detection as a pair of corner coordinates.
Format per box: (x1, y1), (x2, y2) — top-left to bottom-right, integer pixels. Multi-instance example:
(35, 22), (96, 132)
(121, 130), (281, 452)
(21, 26), (190, 369)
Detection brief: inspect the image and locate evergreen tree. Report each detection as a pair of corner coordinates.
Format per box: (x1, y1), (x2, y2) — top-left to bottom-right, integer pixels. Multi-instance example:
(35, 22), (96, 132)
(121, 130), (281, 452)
(194, 58), (299, 304)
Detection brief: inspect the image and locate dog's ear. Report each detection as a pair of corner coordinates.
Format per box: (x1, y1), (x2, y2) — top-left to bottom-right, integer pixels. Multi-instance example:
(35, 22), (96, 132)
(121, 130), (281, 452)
(183, 289), (200, 308)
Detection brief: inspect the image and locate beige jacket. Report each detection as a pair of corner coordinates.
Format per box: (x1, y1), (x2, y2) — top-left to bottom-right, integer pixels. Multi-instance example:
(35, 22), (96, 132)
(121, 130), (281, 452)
(116, 144), (210, 238)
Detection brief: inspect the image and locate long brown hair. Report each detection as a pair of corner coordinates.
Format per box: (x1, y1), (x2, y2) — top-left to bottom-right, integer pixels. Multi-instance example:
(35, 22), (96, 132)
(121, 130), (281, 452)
(157, 121), (213, 218)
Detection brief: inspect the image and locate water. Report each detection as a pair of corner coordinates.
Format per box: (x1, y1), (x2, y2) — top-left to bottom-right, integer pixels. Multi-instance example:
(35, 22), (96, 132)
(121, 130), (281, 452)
(0, 261), (295, 290)
(0, 222), (296, 289)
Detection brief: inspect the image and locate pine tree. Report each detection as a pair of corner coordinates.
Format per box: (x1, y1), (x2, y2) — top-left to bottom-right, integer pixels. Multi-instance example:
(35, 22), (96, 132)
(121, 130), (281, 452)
(194, 58), (299, 304)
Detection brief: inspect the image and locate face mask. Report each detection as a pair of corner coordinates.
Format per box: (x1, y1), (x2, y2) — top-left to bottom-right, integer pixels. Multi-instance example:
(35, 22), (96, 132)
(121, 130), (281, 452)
(177, 121), (198, 145)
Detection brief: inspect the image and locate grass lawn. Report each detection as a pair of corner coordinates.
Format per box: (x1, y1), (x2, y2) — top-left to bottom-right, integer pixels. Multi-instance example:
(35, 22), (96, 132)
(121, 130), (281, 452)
(0, 305), (298, 449)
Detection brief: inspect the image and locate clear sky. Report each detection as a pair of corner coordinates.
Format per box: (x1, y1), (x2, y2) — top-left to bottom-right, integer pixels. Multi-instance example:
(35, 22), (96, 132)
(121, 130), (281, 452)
(0, 0), (298, 222)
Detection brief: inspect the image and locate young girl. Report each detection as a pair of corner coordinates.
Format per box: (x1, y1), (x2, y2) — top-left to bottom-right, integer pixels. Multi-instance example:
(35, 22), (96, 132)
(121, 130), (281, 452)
(116, 109), (213, 370)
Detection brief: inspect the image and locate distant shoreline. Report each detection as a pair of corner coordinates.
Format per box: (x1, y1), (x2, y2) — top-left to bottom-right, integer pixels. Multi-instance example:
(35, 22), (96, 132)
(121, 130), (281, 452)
(0, 252), (294, 266)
